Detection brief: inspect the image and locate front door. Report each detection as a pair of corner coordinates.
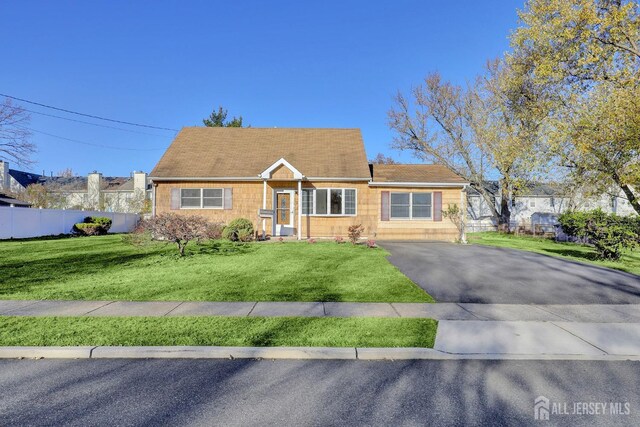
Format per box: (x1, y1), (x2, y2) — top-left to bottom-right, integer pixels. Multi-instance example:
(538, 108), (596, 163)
(275, 190), (294, 236)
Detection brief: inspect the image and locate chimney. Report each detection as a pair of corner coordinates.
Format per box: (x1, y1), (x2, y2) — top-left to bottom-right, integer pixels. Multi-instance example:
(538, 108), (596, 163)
(87, 171), (102, 208)
(0, 161), (9, 192)
(132, 171), (147, 194)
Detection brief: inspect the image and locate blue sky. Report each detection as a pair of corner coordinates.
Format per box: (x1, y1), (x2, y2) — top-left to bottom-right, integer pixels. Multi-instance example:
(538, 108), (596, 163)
(1, 0), (523, 177)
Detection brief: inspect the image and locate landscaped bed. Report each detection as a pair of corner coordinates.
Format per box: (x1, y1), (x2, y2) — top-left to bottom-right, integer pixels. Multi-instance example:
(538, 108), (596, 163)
(0, 235), (432, 302)
(468, 232), (640, 276)
(0, 316), (438, 348)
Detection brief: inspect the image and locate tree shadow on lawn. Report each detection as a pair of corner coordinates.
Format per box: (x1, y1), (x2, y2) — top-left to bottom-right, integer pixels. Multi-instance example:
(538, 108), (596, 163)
(191, 241), (258, 256)
(542, 246), (600, 262)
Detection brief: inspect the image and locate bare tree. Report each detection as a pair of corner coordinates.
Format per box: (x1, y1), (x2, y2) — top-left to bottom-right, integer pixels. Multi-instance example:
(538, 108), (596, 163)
(140, 213), (211, 256)
(0, 99), (35, 166)
(369, 153), (398, 164)
(57, 167), (74, 178)
(388, 65), (547, 230)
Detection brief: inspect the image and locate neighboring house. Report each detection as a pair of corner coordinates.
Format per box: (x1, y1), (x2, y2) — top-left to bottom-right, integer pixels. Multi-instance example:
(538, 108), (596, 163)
(0, 192), (31, 207)
(150, 127), (468, 240)
(466, 181), (637, 232)
(0, 160), (150, 213)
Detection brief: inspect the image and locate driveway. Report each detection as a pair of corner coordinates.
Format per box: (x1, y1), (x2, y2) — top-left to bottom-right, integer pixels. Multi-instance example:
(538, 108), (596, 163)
(380, 242), (640, 304)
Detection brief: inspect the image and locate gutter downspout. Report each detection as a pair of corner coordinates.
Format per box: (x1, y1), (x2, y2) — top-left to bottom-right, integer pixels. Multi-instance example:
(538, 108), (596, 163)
(152, 183), (157, 217)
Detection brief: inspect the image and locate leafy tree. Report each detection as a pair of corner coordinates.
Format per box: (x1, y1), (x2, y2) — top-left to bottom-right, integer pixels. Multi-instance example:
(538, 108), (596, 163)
(0, 99), (35, 166)
(510, 0), (640, 213)
(21, 184), (53, 208)
(203, 106), (244, 127)
(442, 204), (466, 243)
(369, 153), (397, 164)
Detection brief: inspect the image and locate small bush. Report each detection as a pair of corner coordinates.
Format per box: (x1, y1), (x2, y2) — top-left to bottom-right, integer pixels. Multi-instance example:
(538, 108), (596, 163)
(558, 210), (639, 260)
(308, 238), (316, 244)
(347, 224), (365, 245)
(135, 213), (211, 256)
(223, 218), (254, 242)
(204, 222), (225, 240)
(72, 216), (112, 236)
(334, 236), (344, 244)
(366, 239), (377, 248)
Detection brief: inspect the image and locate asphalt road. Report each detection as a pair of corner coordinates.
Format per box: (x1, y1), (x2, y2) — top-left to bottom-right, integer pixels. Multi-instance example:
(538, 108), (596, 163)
(0, 359), (638, 426)
(381, 242), (640, 304)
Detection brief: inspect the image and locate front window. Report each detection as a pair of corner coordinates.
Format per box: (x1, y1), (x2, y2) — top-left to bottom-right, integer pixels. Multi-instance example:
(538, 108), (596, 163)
(390, 192), (432, 219)
(302, 188), (356, 216)
(315, 189), (328, 214)
(181, 189), (201, 208)
(330, 189), (342, 215)
(203, 189), (223, 208)
(181, 188), (223, 209)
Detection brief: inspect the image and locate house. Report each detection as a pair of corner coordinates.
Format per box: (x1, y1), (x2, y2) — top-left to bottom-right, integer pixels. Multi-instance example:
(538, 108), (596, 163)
(466, 181), (637, 232)
(0, 192), (31, 207)
(150, 127), (469, 240)
(0, 160), (150, 213)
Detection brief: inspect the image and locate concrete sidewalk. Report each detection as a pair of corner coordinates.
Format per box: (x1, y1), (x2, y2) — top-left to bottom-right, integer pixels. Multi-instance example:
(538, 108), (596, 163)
(435, 320), (640, 357)
(2, 299), (640, 322)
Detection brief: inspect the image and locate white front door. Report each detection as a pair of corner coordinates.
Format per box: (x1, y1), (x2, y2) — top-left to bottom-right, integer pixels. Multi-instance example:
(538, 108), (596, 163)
(274, 190), (295, 236)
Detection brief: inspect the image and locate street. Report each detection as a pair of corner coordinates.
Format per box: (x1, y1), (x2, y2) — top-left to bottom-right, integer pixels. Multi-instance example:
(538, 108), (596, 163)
(0, 359), (638, 426)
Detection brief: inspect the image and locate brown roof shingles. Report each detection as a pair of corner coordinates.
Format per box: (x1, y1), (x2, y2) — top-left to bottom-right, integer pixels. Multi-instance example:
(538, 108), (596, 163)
(371, 164), (467, 184)
(151, 127), (371, 179)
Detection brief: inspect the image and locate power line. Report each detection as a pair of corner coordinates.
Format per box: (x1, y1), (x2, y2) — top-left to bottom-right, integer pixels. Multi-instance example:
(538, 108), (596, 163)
(22, 127), (166, 152)
(1, 93), (179, 132)
(24, 108), (174, 137)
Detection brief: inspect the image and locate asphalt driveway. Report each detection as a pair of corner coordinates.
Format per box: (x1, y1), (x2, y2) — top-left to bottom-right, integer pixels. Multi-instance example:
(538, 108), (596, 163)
(380, 242), (640, 304)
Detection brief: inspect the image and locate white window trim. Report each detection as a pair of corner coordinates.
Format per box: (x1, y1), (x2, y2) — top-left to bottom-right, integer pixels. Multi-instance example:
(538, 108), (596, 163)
(180, 188), (224, 209)
(302, 188), (357, 217)
(390, 192), (433, 220)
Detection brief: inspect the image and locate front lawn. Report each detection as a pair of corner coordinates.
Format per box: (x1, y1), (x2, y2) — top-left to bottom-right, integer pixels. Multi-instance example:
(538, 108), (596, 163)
(0, 316), (438, 348)
(0, 235), (432, 302)
(468, 232), (640, 276)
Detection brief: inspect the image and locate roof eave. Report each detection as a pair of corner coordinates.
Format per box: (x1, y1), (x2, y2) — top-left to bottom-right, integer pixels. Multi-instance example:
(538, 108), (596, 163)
(369, 181), (469, 188)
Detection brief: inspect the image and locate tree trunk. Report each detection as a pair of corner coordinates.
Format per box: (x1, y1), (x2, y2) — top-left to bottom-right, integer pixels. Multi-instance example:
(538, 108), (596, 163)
(177, 241), (185, 256)
(619, 183), (640, 215)
(498, 182), (511, 232)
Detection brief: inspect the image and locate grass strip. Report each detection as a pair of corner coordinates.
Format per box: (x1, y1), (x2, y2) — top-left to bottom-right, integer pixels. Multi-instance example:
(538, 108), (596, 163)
(0, 236), (432, 303)
(468, 232), (640, 276)
(0, 316), (438, 348)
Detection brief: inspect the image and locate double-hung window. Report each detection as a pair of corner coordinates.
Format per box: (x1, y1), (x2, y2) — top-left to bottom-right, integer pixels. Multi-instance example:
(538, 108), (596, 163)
(301, 188), (356, 216)
(181, 188), (223, 209)
(390, 192), (432, 219)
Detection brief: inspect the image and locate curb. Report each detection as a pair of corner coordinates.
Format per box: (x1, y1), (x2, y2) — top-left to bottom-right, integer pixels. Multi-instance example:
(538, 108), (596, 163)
(1, 346), (640, 361)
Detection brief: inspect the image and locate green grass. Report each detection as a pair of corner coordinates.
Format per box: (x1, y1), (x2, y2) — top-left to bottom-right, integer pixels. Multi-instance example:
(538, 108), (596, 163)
(0, 235), (432, 302)
(468, 232), (640, 276)
(0, 316), (437, 348)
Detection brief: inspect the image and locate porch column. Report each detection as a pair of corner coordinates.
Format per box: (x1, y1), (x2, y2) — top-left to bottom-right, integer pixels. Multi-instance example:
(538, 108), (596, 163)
(297, 179), (302, 240)
(262, 179), (267, 239)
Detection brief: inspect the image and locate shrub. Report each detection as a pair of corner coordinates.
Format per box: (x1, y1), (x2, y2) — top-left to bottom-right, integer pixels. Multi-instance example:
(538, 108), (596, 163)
(204, 222), (225, 240)
(366, 239), (376, 248)
(223, 218), (254, 242)
(137, 213), (211, 256)
(334, 236), (344, 244)
(308, 238), (316, 244)
(72, 216), (112, 236)
(558, 210), (639, 260)
(347, 224), (365, 244)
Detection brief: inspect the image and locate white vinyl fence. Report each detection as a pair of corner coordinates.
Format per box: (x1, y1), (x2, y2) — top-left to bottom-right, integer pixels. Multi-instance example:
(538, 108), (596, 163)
(0, 206), (139, 239)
